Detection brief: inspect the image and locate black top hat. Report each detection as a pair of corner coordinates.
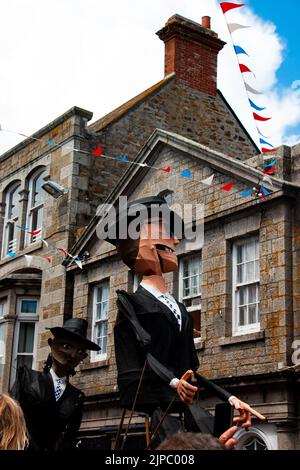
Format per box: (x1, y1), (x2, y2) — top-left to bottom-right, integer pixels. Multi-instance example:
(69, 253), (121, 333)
(102, 196), (185, 246)
(47, 318), (100, 351)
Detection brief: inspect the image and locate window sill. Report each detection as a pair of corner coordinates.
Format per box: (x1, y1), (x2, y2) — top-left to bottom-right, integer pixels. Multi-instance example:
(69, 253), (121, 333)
(80, 358), (109, 371)
(219, 331), (265, 347)
(0, 241), (44, 264)
(194, 339), (205, 350)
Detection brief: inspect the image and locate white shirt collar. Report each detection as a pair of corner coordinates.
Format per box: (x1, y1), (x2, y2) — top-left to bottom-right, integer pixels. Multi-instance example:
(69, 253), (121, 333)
(140, 281), (175, 300)
(49, 368), (67, 384)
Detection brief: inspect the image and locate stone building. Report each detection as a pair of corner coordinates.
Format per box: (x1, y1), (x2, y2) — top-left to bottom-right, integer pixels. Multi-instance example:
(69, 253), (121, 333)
(0, 14), (299, 450)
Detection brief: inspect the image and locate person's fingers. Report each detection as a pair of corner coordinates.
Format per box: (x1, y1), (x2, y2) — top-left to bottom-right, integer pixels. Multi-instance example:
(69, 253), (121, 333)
(246, 406), (267, 421)
(181, 370), (193, 382)
(224, 438), (238, 450)
(219, 426), (238, 444)
(182, 381), (198, 392)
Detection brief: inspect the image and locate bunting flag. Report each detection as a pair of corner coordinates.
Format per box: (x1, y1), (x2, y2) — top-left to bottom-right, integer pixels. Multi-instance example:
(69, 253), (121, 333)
(181, 169), (192, 179)
(121, 155), (128, 162)
(264, 166), (276, 175)
(160, 166), (171, 173)
(259, 188), (267, 200)
(90, 145), (102, 156)
(239, 64), (256, 78)
(227, 23), (250, 34)
(220, 182), (234, 191)
(253, 112), (271, 122)
(263, 174), (273, 186)
(260, 184), (270, 197)
(241, 188), (252, 197)
(249, 99), (266, 112)
(201, 174), (214, 186)
(8, 252), (16, 257)
(74, 259), (83, 269)
(256, 127), (270, 138)
(234, 45), (249, 56)
(263, 159), (277, 168)
(16, 225), (30, 231)
(27, 229), (42, 236)
(245, 82), (263, 95)
(58, 248), (68, 257)
(220, 2), (245, 14)
(261, 147), (278, 153)
(259, 138), (273, 147)
(45, 257), (52, 263)
(42, 239), (49, 247)
(239, 64), (255, 77)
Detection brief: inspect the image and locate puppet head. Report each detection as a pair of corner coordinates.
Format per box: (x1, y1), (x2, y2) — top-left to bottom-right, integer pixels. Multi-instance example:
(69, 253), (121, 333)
(105, 197), (183, 276)
(46, 318), (100, 376)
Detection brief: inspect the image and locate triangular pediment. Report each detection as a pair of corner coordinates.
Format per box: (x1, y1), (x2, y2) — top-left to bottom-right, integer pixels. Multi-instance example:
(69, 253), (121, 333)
(66, 129), (295, 267)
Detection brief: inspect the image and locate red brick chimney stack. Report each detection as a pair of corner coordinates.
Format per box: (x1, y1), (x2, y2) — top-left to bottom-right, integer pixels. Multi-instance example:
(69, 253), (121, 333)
(156, 14), (225, 96)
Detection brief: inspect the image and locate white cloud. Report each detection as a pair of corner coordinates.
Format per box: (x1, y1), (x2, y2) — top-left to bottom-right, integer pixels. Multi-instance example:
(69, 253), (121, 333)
(0, 0), (299, 155)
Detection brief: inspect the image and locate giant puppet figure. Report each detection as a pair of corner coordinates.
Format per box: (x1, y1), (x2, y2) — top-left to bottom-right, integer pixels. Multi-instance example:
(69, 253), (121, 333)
(105, 197), (265, 445)
(11, 318), (100, 450)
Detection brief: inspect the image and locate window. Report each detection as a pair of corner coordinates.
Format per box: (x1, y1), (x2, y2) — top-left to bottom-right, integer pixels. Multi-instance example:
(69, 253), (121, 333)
(26, 168), (46, 244)
(241, 435), (268, 450)
(91, 282), (109, 361)
(11, 298), (39, 385)
(179, 254), (202, 340)
(2, 181), (21, 257)
(232, 237), (260, 335)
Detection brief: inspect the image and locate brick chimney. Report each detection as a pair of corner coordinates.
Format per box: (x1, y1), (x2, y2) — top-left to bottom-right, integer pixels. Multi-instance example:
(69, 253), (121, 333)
(156, 15), (225, 96)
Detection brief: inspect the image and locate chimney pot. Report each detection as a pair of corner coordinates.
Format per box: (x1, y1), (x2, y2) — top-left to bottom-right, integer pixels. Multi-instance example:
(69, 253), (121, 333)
(202, 16), (211, 29)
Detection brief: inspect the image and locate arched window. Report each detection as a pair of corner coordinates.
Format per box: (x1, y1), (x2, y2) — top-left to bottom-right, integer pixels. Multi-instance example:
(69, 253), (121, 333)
(2, 181), (21, 257)
(26, 168), (46, 244)
(241, 435), (268, 450)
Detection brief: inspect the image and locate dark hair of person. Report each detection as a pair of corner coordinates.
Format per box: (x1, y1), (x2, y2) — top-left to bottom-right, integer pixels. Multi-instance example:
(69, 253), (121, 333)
(157, 432), (227, 451)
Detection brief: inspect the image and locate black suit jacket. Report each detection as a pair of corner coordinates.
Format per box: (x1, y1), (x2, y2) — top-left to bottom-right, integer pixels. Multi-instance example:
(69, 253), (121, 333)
(114, 286), (199, 414)
(11, 365), (84, 450)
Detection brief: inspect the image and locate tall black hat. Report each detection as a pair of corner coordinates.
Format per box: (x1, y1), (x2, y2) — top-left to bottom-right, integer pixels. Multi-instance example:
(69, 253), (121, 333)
(47, 318), (100, 351)
(102, 196), (184, 246)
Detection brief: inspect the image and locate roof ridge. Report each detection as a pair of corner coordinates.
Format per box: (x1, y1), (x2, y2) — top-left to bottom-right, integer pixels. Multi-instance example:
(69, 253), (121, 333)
(88, 73), (175, 133)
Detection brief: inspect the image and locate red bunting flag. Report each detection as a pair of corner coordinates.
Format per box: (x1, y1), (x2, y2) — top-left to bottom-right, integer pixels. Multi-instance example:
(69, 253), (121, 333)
(27, 229), (42, 236)
(259, 188), (267, 201)
(220, 182), (234, 191)
(160, 166), (171, 173)
(220, 2), (245, 14)
(261, 147), (278, 154)
(239, 64), (255, 76)
(58, 248), (68, 257)
(90, 145), (102, 156)
(44, 257), (52, 263)
(264, 167), (276, 175)
(253, 112), (271, 121)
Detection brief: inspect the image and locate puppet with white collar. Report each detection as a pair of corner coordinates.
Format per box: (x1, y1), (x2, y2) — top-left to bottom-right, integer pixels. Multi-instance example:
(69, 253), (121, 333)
(106, 197), (265, 446)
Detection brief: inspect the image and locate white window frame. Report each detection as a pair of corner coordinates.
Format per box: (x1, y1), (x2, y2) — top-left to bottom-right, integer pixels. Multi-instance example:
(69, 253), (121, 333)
(232, 236), (260, 336)
(10, 298), (39, 385)
(179, 253), (202, 341)
(91, 281), (110, 362)
(0, 299), (7, 368)
(25, 169), (46, 246)
(2, 182), (21, 258)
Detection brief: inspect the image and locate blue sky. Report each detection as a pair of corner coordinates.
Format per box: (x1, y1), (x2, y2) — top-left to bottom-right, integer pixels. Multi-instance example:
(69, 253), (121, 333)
(0, 0), (299, 154)
(248, 0), (299, 88)
(248, 0), (300, 137)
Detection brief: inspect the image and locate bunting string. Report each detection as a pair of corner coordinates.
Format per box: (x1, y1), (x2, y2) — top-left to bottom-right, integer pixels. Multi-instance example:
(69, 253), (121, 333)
(220, 2), (278, 159)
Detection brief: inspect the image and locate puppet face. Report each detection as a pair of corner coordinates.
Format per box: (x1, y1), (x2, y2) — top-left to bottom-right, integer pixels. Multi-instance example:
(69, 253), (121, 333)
(134, 218), (179, 275)
(49, 334), (87, 374)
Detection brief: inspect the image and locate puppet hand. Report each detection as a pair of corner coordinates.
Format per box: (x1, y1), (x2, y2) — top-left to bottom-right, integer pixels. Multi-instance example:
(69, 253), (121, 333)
(218, 426), (238, 449)
(230, 397), (266, 429)
(176, 370), (198, 404)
